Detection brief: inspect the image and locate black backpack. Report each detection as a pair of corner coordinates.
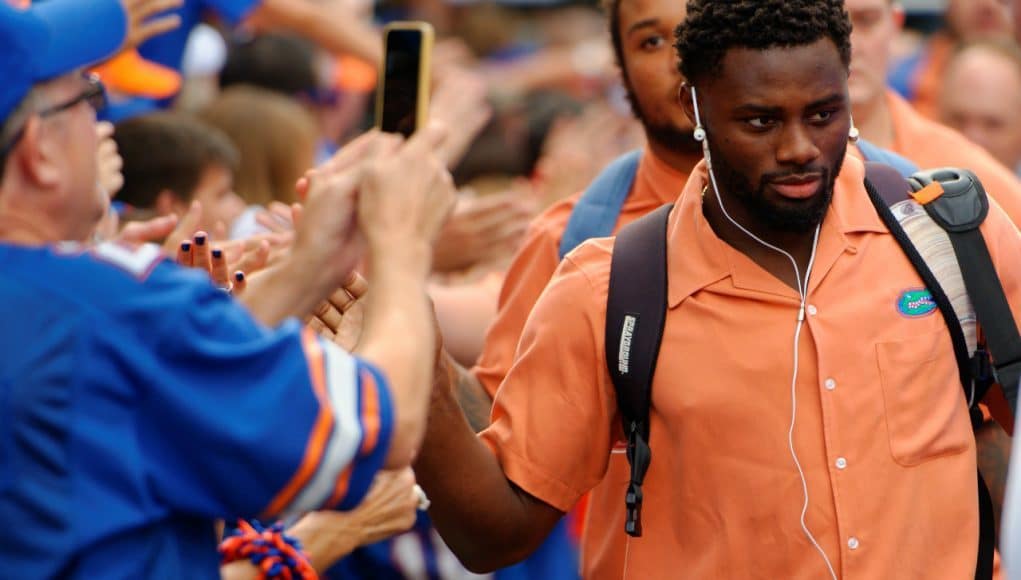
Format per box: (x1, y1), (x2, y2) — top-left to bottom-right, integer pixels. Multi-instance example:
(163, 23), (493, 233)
(604, 163), (1020, 580)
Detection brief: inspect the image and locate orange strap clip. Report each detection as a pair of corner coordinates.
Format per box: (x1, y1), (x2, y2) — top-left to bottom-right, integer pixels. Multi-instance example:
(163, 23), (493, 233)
(910, 182), (945, 205)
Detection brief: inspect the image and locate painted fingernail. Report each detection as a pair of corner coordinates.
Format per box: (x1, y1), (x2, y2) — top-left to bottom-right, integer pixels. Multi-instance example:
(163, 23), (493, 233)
(180, 241), (191, 252)
(212, 248), (222, 259)
(235, 272), (245, 282)
(195, 234), (206, 246)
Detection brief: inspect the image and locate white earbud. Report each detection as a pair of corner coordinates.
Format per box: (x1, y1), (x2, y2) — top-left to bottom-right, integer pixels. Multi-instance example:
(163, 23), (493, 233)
(848, 116), (860, 142)
(690, 86), (707, 142)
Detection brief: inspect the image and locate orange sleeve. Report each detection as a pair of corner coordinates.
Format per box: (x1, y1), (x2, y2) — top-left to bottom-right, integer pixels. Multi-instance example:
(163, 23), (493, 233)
(479, 239), (619, 513)
(471, 199), (576, 398)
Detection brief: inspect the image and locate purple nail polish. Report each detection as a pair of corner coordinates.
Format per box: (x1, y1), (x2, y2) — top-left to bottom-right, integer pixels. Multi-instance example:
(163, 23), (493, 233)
(212, 248), (222, 259)
(235, 272), (245, 282)
(181, 241), (191, 252)
(195, 234), (206, 246)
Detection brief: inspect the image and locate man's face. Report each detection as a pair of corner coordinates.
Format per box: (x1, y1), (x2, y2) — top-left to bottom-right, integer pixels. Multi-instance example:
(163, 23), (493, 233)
(946, 0), (1014, 42)
(617, 0), (697, 153)
(846, 0), (901, 110)
(940, 48), (1021, 171)
(189, 163), (246, 234)
(693, 39), (851, 233)
(37, 74), (105, 241)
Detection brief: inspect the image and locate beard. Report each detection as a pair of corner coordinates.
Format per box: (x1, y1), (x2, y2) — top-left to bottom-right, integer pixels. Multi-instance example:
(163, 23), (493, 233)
(622, 77), (702, 156)
(706, 137), (846, 233)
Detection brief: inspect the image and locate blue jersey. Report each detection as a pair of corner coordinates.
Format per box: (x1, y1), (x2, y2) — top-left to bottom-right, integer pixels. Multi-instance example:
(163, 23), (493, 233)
(138, 0), (260, 72)
(0, 242), (393, 578)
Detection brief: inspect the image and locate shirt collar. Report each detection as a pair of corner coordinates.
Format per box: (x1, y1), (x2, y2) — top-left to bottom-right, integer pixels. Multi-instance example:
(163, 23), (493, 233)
(666, 154), (887, 308)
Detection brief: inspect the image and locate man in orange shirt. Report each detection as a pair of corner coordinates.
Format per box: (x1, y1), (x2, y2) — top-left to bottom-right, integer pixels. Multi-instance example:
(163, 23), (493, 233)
(414, 1), (1021, 578)
(846, 0), (1021, 227)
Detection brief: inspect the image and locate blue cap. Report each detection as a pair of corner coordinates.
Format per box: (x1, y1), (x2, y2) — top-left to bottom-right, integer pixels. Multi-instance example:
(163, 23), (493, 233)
(0, 0), (128, 123)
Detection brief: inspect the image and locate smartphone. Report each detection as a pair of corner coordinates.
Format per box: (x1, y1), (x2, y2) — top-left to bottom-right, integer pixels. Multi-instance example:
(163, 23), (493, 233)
(375, 22), (434, 137)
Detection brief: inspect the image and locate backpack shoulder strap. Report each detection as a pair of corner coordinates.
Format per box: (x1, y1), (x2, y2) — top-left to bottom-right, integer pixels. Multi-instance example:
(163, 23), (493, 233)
(865, 162), (975, 397)
(559, 149), (643, 259)
(864, 163), (1007, 580)
(909, 168), (1021, 416)
(604, 202), (672, 537)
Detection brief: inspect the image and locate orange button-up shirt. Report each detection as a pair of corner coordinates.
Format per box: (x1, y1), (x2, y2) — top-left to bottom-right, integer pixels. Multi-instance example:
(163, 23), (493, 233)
(480, 156), (1021, 579)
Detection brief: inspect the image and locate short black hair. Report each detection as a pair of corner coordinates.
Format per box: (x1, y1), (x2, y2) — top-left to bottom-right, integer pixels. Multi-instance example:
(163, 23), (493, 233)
(675, 0), (852, 86)
(114, 112), (239, 209)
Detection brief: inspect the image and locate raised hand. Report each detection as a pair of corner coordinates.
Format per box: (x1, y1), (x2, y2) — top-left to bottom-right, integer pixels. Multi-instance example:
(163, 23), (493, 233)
(120, 0), (183, 51)
(308, 273), (369, 351)
(432, 190), (536, 273)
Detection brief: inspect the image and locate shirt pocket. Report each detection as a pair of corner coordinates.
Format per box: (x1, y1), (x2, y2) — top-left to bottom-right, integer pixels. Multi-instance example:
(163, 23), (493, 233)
(876, 331), (972, 467)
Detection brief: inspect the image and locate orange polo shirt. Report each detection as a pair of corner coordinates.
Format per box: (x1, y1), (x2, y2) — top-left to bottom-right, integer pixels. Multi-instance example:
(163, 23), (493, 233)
(471, 148), (689, 399)
(480, 155), (1020, 579)
(850, 91), (1021, 230)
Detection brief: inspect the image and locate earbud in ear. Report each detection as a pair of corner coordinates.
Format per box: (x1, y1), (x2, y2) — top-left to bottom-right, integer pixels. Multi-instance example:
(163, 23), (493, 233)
(690, 85), (707, 143)
(848, 116), (860, 143)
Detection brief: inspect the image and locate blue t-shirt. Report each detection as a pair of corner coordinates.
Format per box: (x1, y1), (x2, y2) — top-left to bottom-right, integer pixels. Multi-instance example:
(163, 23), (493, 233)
(0, 242), (393, 578)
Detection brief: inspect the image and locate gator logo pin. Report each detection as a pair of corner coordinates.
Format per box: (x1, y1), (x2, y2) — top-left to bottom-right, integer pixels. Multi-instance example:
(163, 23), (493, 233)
(897, 288), (937, 318)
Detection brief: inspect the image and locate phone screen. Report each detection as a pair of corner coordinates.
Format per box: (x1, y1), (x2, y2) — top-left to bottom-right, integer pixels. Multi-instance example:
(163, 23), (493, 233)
(380, 29), (424, 137)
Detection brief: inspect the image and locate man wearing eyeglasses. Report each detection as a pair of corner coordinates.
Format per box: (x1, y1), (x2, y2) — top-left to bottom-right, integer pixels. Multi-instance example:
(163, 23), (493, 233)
(0, 0), (458, 577)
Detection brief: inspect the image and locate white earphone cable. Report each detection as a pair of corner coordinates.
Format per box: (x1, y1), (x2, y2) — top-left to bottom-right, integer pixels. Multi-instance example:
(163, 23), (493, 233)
(693, 86), (838, 580)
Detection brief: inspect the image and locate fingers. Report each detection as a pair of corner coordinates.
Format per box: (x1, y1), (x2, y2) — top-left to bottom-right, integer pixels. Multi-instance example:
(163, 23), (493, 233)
(233, 240), (271, 276)
(176, 239), (192, 267)
(307, 315), (335, 340)
(316, 130), (391, 176)
(162, 200), (202, 255)
(232, 271), (247, 295)
(342, 272), (369, 300)
(192, 231), (211, 273)
(255, 209), (294, 234)
(400, 122), (449, 159)
(325, 289), (355, 320)
(123, 0), (183, 49)
(131, 14), (182, 48)
(210, 247), (230, 289)
(116, 214), (178, 245)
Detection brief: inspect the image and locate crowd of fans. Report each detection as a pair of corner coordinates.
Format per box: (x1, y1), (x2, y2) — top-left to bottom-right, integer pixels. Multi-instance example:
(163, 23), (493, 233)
(3, 0), (1021, 578)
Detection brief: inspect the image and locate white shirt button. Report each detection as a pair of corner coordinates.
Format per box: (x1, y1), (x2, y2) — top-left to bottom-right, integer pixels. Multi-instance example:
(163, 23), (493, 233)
(836, 457), (848, 470)
(848, 537), (860, 550)
(807, 304), (818, 316)
(824, 378), (837, 391)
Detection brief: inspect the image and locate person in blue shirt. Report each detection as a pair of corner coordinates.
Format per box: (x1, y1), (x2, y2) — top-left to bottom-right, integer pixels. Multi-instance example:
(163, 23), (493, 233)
(0, 0), (457, 577)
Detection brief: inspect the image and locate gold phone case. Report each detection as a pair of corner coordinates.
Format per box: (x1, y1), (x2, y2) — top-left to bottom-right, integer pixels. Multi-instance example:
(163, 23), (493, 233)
(375, 21), (434, 134)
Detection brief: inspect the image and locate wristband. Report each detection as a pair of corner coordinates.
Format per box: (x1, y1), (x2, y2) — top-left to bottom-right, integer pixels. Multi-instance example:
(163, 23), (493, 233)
(219, 519), (317, 580)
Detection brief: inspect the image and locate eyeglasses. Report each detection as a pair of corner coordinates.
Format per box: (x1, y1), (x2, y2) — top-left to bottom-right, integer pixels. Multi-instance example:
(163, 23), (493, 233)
(39, 73), (107, 117)
(0, 73), (108, 158)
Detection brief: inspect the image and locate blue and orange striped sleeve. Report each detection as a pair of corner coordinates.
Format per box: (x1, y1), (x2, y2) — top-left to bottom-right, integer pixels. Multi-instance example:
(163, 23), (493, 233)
(262, 329), (394, 519)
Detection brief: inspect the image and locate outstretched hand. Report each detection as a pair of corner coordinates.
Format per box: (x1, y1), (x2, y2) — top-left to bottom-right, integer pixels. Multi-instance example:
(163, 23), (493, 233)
(120, 0), (183, 51)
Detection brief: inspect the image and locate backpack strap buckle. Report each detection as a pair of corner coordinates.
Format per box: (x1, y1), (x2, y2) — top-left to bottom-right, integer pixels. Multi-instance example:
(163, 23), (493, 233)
(624, 421), (652, 537)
